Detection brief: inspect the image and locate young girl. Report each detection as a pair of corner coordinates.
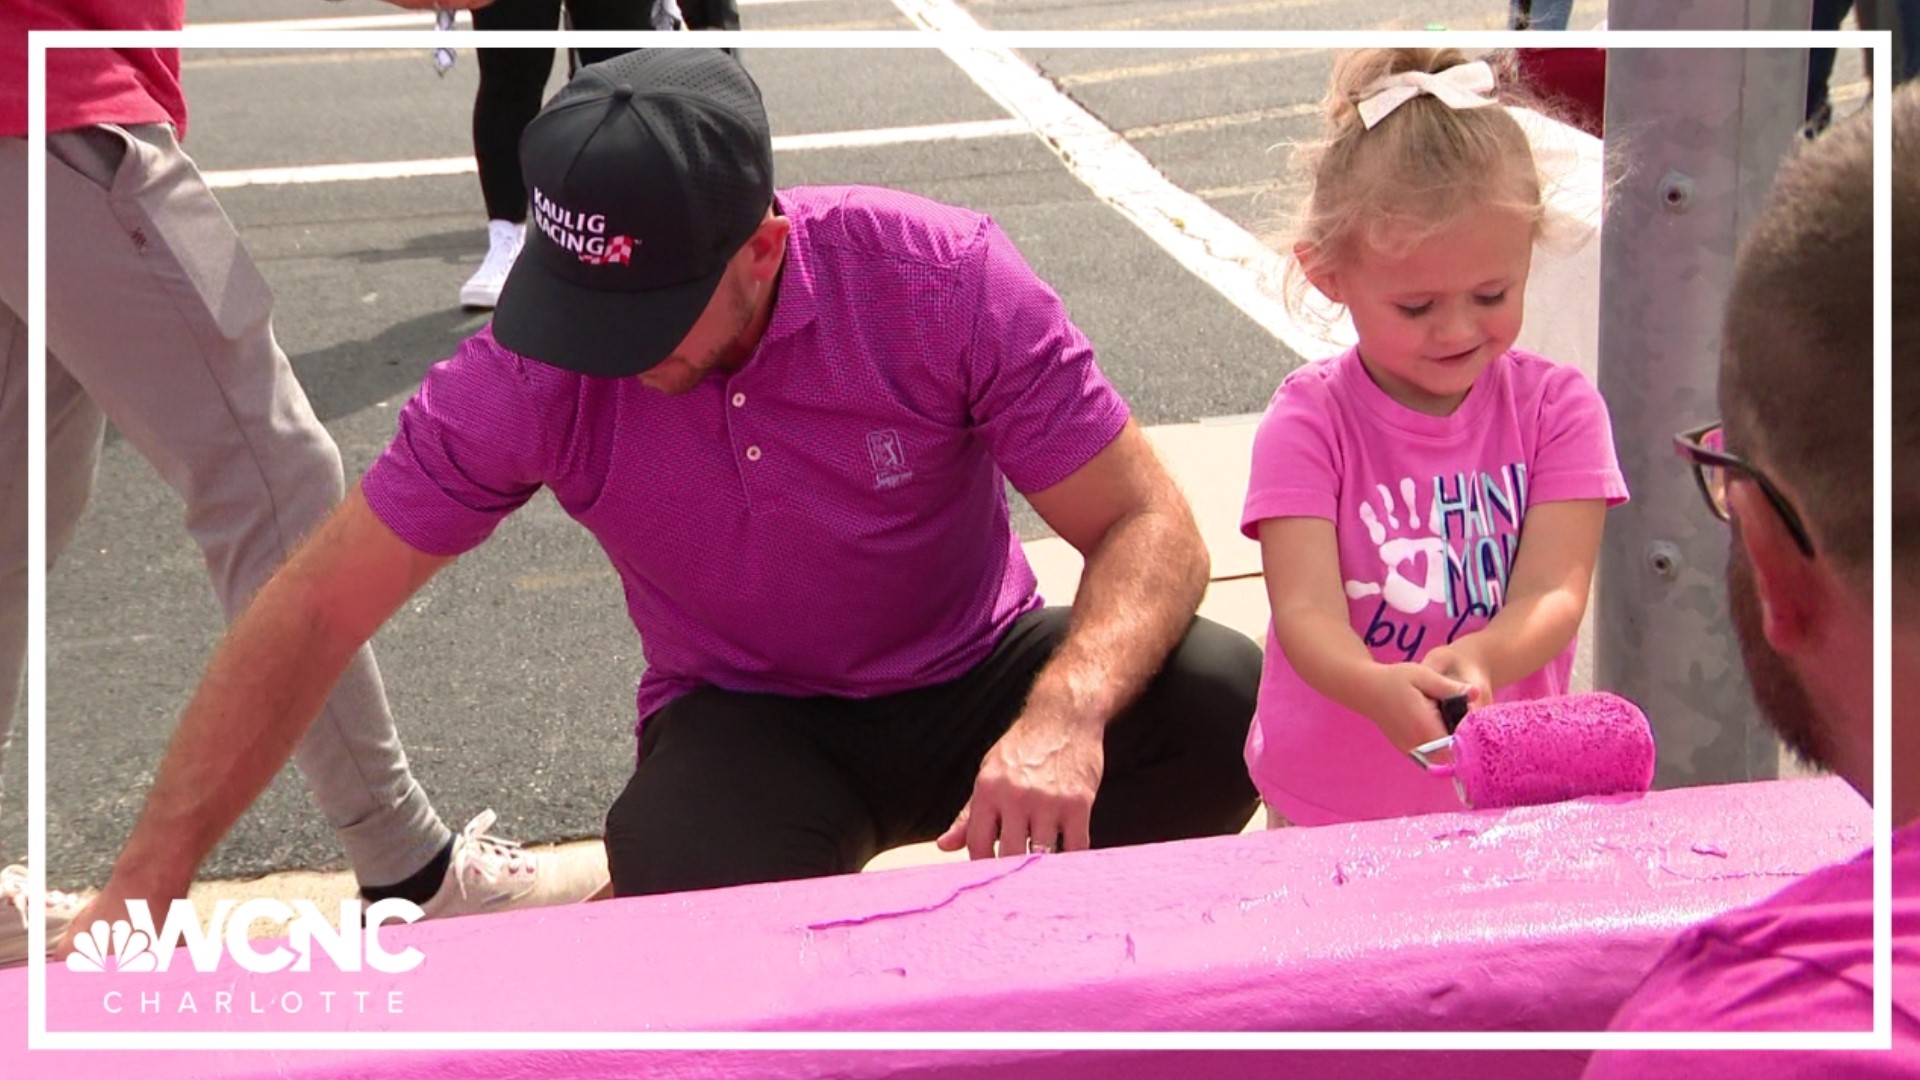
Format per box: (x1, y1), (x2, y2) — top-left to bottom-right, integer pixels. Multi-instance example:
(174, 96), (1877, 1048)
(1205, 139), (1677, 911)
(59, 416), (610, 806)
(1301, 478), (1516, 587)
(1243, 47), (1629, 826)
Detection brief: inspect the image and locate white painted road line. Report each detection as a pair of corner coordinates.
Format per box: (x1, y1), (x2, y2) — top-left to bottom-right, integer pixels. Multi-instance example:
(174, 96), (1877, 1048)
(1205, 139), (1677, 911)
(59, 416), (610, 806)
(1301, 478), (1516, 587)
(190, 0), (828, 34)
(777, 117), (1027, 150)
(201, 118), (1031, 189)
(1081, 0), (1329, 31)
(888, 0), (1324, 361)
(1056, 50), (1312, 89)
(189, 12), (479, 33)
(204, 156), (475, 190)
(1120, 102), (1316, 141)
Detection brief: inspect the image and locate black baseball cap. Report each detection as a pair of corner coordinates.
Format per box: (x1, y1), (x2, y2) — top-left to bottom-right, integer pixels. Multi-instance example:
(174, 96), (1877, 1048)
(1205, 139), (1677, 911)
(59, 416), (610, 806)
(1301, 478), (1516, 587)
(491, 50), (775, 377)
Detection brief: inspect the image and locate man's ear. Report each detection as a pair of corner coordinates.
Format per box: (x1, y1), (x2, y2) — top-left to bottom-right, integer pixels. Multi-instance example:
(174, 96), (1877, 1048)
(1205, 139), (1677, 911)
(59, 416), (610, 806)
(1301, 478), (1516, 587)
(1294, 240), (1343, 304)
(1728, 480), (1828, 655)
(741, 216), (791, 284)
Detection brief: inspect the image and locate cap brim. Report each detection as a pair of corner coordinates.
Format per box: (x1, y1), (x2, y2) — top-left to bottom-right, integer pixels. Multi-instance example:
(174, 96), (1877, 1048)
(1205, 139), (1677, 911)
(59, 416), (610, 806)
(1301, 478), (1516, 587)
(490, 256), (727, 378)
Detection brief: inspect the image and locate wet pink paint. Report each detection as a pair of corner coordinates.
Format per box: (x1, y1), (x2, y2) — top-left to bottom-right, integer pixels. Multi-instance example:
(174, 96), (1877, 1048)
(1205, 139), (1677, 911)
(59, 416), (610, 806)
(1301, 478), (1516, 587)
(1, 778), (1869, 1079)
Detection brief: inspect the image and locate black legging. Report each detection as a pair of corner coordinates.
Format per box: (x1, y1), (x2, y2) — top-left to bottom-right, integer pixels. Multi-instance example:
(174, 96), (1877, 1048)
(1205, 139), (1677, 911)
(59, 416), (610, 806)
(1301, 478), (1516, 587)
(678, 0), (740, 31)
(470, 0), (740, 223)
(603, 609), (1263, 898)
(1808, 0), (1855, 132)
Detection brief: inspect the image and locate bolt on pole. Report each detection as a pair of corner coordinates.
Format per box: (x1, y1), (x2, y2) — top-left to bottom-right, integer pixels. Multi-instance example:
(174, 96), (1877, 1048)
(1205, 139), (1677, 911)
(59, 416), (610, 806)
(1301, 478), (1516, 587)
(1596, 0), (1808, 785)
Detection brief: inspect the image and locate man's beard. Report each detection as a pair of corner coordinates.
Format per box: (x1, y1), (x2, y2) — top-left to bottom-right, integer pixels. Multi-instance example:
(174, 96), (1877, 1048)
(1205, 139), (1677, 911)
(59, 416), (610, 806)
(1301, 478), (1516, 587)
(1727, 533), (1833, 772)
(645, 279), (759, 395)
(680, 280), (757, 371)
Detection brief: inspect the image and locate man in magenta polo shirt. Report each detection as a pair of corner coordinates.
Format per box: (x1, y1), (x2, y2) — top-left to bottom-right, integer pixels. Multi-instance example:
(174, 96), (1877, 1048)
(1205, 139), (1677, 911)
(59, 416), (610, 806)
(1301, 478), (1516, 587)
(68, 48), (1260, 913)
(1583, 86), (1918, 1073)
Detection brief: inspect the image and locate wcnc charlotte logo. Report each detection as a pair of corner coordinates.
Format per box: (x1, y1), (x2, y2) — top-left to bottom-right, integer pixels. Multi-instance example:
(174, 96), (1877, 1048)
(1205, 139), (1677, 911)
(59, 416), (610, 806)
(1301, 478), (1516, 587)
(64, 898), (424, 975)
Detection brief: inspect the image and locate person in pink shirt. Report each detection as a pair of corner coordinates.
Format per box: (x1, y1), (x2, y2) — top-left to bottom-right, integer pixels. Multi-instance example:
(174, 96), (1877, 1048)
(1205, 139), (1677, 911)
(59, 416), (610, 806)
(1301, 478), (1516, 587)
(60, 48), (1260, 929)
(1241, 47), (1628, 827)
(5, 0), (611, 969)
(1582, 82), (1917, 1074)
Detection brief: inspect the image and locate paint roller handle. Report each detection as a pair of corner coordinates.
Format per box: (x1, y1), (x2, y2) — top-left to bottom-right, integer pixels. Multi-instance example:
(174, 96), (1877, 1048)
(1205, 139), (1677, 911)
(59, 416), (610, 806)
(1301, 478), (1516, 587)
(1407, 692), (1478, 778)
(1408, 734), (1458, 778)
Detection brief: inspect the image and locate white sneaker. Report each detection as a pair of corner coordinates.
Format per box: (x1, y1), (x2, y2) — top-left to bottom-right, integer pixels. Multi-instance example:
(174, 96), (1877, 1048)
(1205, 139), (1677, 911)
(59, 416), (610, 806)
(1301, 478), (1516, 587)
(1, 863), (87, 968)
(459, 219), (524, 309)
(418, 810), (607, 921)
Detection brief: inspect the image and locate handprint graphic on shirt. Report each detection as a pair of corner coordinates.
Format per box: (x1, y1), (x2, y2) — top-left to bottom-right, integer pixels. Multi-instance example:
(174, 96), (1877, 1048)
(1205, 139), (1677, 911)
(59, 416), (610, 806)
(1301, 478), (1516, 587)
(1343, 477), (1447, 616)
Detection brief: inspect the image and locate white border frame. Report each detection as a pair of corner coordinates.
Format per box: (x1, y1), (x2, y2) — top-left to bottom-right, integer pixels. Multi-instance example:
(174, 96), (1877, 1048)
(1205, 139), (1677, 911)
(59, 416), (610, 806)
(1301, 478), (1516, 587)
(24, 26), (1892, 1054)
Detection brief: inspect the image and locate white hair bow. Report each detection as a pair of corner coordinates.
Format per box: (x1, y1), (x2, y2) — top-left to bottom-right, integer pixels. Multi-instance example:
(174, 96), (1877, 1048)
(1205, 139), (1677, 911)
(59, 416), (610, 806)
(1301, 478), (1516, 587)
(1356, 60), (1498, 130)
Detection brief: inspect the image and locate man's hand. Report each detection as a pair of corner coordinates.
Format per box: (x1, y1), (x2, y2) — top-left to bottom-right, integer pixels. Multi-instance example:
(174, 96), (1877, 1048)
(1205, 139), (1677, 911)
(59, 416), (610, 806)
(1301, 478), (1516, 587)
(53, 890), (138, 960)
(1364, 662), (1475, 754)
(936, 716), (1104, 858)
(936, 419), (1199, 861)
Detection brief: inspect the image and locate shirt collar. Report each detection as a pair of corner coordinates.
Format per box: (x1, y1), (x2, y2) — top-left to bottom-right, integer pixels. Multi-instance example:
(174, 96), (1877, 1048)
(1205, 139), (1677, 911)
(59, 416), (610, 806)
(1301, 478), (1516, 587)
(753, 191), (820, 353)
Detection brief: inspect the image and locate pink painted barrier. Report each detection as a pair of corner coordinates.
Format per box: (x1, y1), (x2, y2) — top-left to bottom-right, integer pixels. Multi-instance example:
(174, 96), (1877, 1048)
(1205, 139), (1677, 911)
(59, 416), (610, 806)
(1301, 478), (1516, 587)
(2, 778), (1870, 1078)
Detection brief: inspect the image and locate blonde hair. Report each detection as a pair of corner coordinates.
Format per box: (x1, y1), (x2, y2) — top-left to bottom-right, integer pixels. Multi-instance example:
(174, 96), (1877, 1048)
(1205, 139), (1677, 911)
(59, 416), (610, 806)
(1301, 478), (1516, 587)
(1283, 48), (1548, 318)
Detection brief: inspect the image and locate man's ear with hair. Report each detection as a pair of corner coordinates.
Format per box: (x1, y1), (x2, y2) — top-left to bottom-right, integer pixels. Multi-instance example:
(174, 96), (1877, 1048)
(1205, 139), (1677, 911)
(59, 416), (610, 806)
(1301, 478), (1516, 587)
(1728, 481), (1831, 655)
(1294, 240), (1344, 304)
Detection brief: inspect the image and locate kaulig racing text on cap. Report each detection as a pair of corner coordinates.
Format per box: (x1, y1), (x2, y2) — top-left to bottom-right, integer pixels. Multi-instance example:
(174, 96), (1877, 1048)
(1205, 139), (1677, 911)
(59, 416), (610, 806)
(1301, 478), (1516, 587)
(491, 49), (775, 378)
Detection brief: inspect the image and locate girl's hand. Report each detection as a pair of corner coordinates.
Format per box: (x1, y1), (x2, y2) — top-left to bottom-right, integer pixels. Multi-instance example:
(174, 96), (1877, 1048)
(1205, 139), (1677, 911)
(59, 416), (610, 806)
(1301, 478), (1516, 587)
(1364, 663), (1475, 754)
(1420, 644), (1494, 715)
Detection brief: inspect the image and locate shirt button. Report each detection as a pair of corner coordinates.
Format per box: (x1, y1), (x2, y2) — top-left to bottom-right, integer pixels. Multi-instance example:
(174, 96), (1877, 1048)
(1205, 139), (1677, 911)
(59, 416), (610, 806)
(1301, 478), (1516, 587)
(745, 445), (762, 462)
(731, 392), (746, 408)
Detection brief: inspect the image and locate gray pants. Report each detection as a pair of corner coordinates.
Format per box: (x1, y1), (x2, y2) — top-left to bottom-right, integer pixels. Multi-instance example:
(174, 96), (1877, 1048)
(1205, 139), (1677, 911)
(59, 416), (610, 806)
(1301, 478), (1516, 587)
(0, 123), (451, 887)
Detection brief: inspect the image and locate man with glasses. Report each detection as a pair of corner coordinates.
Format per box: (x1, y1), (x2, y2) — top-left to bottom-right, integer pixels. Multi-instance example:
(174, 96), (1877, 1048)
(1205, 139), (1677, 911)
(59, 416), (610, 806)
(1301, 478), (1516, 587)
(1582, 84), (1916, 1072)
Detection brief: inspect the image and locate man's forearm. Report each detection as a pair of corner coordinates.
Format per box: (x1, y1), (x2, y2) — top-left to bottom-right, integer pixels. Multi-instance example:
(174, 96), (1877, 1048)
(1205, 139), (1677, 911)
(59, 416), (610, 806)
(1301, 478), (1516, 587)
(104, 573), (370, 902)
(1020, 505), (1208, 733)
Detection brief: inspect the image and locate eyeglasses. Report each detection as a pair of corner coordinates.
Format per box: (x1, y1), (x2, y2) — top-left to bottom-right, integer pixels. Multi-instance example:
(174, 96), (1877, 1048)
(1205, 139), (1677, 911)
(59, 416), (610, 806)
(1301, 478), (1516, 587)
(1672, 422), (1816, 558)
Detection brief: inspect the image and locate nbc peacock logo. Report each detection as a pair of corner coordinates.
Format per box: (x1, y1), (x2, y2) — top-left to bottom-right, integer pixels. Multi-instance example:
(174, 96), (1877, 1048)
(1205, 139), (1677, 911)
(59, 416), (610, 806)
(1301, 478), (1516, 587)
(64, 919), (158, 974)
(61, 898), (424, 976)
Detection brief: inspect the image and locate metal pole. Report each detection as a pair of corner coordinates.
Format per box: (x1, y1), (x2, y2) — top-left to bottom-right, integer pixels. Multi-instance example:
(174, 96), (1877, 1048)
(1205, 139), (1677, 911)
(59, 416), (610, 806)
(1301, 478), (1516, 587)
(1606, 0), (1806, 29)
(1595, 2), (1807, 786)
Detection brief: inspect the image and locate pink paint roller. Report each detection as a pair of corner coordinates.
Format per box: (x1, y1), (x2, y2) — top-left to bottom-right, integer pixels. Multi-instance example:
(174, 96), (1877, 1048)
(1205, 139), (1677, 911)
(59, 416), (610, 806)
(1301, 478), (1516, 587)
(1408, 691), (1657, 810)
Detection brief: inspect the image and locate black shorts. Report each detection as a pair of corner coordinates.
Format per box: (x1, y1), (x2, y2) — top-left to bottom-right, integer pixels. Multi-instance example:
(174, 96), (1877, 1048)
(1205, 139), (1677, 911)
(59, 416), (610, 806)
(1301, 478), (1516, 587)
(603, 608), (1262, 897)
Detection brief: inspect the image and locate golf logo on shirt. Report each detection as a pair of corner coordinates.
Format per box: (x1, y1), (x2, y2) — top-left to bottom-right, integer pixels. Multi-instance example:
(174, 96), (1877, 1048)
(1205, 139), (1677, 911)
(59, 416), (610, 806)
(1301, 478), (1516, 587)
(530, 186), (637, 266)
(867, 430), (913, 490)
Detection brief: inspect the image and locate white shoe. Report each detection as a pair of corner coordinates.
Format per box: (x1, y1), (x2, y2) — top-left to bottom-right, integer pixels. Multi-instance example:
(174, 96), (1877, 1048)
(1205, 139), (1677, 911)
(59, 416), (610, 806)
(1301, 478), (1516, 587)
(1, 863), (87, 968)
(418, 810), (607, 921)
(459, 219), (524, 309)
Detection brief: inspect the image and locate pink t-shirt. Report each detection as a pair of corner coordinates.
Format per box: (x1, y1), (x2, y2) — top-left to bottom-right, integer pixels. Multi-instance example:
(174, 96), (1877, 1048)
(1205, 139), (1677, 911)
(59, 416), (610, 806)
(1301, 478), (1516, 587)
(364, 186), (1129, 732)
(1239, 347), (1627, 825)
(0, 2), (186, 138)
(1584, 821), (1920, 1077)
